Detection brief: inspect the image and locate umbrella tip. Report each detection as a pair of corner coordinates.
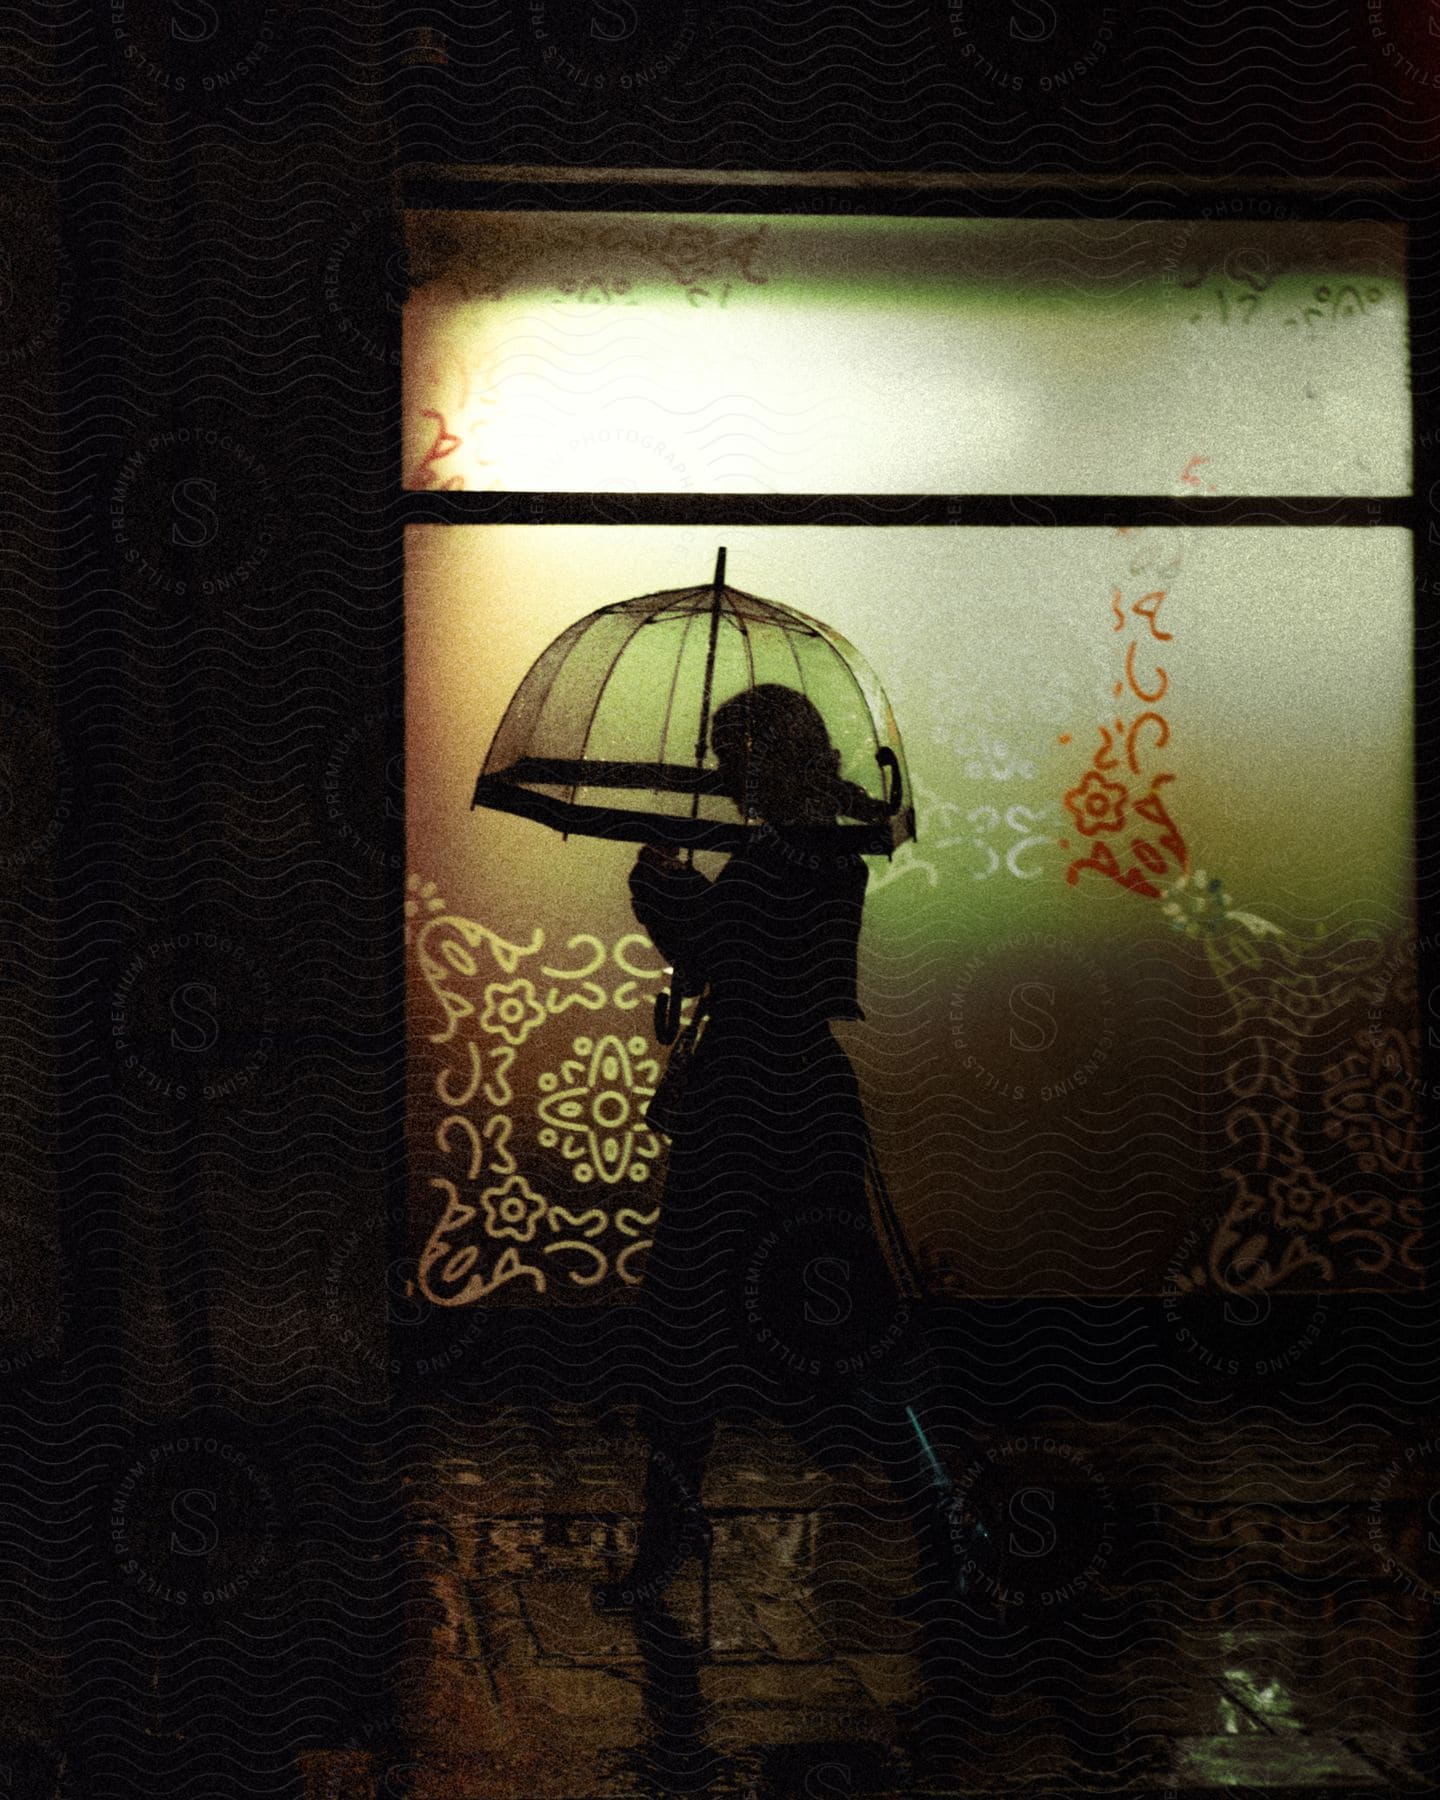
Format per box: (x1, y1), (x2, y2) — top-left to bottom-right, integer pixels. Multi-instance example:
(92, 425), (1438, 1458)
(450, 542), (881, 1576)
(714, 546), (726, 589)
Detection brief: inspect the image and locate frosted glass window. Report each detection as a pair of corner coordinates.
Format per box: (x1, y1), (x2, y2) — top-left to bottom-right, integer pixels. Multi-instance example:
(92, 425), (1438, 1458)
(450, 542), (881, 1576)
(402, 212), (1408, 496)
(405, 525), (1417, 1301)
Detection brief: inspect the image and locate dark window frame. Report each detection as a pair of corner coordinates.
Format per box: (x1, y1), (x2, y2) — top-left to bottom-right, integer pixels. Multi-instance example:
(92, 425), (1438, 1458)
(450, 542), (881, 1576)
(389, 167), (1434, 1382)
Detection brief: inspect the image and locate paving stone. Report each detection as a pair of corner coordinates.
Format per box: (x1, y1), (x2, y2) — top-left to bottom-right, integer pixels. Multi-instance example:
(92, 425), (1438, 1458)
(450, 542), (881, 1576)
(516, 1578), (648, 1662)
(704, 1657), (876, 1715)
(837, 1651), (919, 1709)
(1175, 1731), (1379, 1787)
(389, 1410), (1422, 1796)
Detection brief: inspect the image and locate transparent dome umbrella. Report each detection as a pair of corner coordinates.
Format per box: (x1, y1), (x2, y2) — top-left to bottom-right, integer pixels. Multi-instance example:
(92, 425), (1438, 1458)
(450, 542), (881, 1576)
(470, 547), (917, 860)
(469, 551), (1001, 1525)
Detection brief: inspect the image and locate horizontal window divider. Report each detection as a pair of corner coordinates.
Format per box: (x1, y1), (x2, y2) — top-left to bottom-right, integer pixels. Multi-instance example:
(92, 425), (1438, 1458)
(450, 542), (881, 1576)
(400, 168), (1417, 220)
(399, 494), (1412, 529)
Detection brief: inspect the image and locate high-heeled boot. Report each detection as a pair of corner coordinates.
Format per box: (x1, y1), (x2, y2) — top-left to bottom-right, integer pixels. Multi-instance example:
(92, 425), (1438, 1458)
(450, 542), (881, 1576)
(900, 1485), (1007, 1778)
(593, 1439), (714, 1637)
(908, 1483), (1000, 1613)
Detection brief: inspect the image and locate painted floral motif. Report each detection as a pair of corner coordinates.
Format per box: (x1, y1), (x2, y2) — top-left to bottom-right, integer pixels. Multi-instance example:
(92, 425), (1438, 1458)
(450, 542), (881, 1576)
(1266, 1168), (1339, 1233)
(411, 893), (681, 1301)
(1321, 1029), (1422, 1179)
(537, 1033), (662, 1185)
(1064, 769), (1128, 837)
(1162, 867), (1282, 940)
(1202, 923), (1421, 1294)
(405, 872), (447, 945)
(479, 1172), (549, 1243)
(480, 977), (547, 1047)
(1160, 867), (1229, 935)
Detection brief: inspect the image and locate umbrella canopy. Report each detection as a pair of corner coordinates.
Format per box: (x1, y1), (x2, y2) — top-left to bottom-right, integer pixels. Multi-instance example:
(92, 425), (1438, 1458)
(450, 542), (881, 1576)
(471, 551), (916, 856)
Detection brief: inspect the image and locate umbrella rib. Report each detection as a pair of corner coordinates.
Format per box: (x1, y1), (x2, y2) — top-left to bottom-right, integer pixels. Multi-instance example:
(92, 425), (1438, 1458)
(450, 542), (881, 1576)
(568, 610), (653, 811)
(655, 600), (705, 802)
(797, 624), (893, 817)
(481, 611), (593, 780)
(730, 587), (756, 698)
(722, 590), (757, 825)
(647, 580), (710, 622)
(782, 612), (811, 706)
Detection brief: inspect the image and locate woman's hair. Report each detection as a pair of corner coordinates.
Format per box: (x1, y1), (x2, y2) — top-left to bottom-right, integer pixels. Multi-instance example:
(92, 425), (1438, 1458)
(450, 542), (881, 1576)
(711, 685), (891, 827)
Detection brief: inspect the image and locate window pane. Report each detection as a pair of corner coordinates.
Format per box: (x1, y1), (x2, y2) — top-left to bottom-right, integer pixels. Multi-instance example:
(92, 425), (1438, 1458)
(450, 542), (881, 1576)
(403, 213), (1408, 495)
(406, 525), (1418, 1302)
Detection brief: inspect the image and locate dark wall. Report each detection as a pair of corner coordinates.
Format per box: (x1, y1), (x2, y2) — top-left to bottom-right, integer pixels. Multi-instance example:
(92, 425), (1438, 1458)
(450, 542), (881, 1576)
(2, 2), (1435, 1796)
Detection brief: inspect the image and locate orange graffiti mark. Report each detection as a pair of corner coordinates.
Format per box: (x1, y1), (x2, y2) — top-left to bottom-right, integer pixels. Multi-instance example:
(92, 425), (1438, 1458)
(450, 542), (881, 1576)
(412, 409), (463, 490)
(1065, 776), (1185, 898)
(1064, 770), (1128, 837)
(1131, 590), (1172, 642)
(1062, 566), (1189, 906)
(1090, 721), (1122, 772)
(1180, 455), (1210, 488)
(1064, 835), (1162, 901)
(1125, 638), (1168, 704)
(1130, 839), (1168, 875)
(1125, 711), (1169, 775)
(1133, 774), (1188, 870)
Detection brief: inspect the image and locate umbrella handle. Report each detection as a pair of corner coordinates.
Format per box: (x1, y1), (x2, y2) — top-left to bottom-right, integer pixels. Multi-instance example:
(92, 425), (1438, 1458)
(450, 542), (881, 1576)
(876, 747), (903, 817)
(654, 983), (685, 1046)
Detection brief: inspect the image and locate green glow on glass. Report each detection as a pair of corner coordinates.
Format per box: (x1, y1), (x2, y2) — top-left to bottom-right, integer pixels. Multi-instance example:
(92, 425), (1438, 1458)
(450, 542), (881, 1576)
(405, 210), (1409, 497)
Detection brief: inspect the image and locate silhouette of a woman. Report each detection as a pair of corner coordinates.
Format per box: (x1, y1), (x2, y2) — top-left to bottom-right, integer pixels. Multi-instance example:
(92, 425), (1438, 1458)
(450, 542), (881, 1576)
(594, 686), (976, 1627)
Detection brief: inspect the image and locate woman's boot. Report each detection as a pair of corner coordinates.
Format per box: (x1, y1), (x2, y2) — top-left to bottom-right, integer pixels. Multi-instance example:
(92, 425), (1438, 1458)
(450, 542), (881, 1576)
(593, 1435), (714, 1637)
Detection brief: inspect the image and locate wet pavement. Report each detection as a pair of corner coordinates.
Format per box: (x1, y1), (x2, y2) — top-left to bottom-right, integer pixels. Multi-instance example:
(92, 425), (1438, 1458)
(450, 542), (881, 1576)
(303, 1408), (1429, 1798)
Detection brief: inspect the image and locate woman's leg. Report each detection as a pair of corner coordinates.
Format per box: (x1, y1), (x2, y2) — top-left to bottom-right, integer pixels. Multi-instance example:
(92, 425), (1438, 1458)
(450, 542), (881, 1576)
(802, 1377), (993, 1598)
(635, 1413), (717, 1562)
(794, 1372), (1003, 1771)
(594, 1410), (718, 1612)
